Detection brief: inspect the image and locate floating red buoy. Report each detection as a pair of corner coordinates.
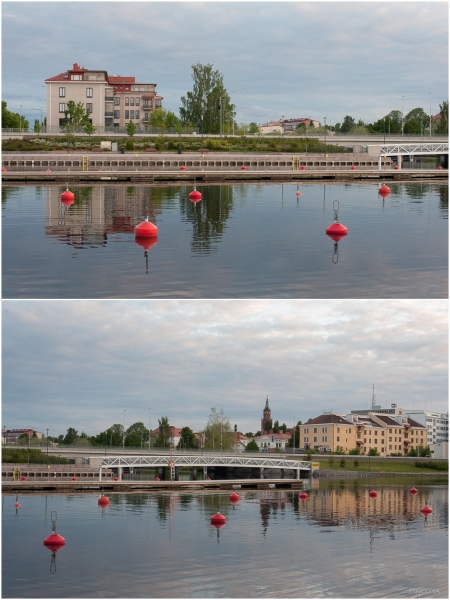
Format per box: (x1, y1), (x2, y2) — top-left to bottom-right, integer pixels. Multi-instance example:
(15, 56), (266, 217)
(351, 165), (356, 170)
(14, 502), (21, 507)
(21, 476), (27, 481)
(180, 165), (186, 171)
(189, 188), (202, 202)
(2, 167), (7, 172)
(98, 495), (110, 506)
(60, 189), (75, 206)
(71, 477), (77, 481)
(437, 165), (443, 170)
(378, 184), (391, 198)
(207, 477), (211, 480)
(229, 492), (240, 504)
(410, 487), (418, 495)
(135, 217), (158, 238)
(369, 489), (378, 498)
(211, 513), (226, 527)
(113, 477), (119, 481)
(394, 165), (399, 170)
(300, 165), (306, 170)
(46, 169), (52, 172)
(295, 191), (301, 197)
(241, 165), (247, 171)
(299, 492), (309, 500)
(326, 200), (348, 239)
(155, 477), (160, 481)
(420, 505), (433, 514)
(43, 533), (66, 549)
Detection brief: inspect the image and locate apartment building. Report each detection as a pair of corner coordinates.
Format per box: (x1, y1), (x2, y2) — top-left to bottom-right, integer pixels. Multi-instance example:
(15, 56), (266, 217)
(299, 414), (357, 453)
(45, 63), (162, 132)
(405, 410), (448, 446)
(2, 428), (43, 443)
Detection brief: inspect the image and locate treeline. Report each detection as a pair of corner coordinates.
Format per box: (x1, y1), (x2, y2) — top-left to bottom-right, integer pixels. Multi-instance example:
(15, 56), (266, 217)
(2, 448), (70, 464)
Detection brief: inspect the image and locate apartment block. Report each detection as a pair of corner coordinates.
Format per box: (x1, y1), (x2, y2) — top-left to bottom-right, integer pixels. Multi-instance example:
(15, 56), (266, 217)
(45, 63), (163, 132)
(299, 414), (357, 453)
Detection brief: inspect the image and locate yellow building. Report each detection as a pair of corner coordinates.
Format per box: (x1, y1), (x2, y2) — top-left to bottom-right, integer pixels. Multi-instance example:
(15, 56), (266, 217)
(299, 414), (357, 453)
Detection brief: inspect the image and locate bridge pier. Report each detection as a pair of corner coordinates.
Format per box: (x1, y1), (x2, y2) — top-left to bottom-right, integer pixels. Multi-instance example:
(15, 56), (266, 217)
(118, 467), (123, 481)
(397, 155), (402, 170)
(203, 466), (207, 479)
(260, 467), (264, 479)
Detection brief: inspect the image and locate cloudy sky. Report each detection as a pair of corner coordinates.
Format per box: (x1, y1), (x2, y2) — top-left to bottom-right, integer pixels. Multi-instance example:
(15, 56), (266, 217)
(2, 1), (448, 127)
(2, 300), (447, 437)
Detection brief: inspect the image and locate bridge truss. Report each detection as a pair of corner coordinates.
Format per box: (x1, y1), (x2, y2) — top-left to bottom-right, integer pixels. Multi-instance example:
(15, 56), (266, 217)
(100, 455), (311, 480)
(378, 142), (448, 156)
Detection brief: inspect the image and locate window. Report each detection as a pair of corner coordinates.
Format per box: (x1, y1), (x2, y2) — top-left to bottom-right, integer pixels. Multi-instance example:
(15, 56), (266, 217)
(389, 429), (392, 433)
(59, 87), (66, 97)
(382, 431), (385, 436)
(322, 436), (327, 442)
(313, 428), (317, 433)
(322, 427), (327, 433)
(304, 437), (308, 443)
(304, 428), (308, 434)
(125, 97), (129, 106)
(389, 437), (392, 442)
(86, 88), (93, 98)
(130, 110), (134, 119)
(389, 445), (392, 450)
(114, 97), (120, 106)
(337, 427), (340, 433)
(144, 112), (149, 121)
(86, 103), (93, 113)
(125, 110), (129, 119)
(59, 103), (65, 113)
(114, 111), (120, 119)
(130, 98), (134, 106)
(71, 74), (82, 80)
(135, 98), (140, 106)
(135, 110), (140, 119)
(313, 437), (317, 442)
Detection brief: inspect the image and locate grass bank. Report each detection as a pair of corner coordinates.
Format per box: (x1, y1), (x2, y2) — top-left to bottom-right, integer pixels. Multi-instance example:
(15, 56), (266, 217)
(313, 458), (448, 474)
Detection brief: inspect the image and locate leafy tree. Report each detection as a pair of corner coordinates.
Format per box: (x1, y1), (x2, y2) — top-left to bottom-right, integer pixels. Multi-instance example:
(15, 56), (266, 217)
(84, 122), (96, 136)
(126, 121), (137, 136)
(408, 447), (418, 457)
(334, 445), (346, 455)
(435, 101), (448, 134)
(125, 421), (149, 447)
(418, 445), (431, 457)
(62, 100), (91, 130)
(244, 431), (254, 438)
(17, 433), (31, 444)
(287, 423), (301, 448)
(340, 115), (356, 133)
(403, 107), (429, 134)
(63, 427), (78, 445)
(155, 416), (171, 448)
(255, 430), (261, 437)
(179, 63), (233, 134)
(248, 122), (260, 134)
(203, 407), (234, 450)
(368, 447), (380, 456)
(177, 426), (198, 449)
(263, 419), (273, 433)
(348, 447), (360, 455)
(33, 119), (41, 133)
(340, 458), (346, 468)
(1, 101), (29, 129)
(280, 423), (287, 433)
(272, 420), (280, 434)
(245, 439), (260, 452)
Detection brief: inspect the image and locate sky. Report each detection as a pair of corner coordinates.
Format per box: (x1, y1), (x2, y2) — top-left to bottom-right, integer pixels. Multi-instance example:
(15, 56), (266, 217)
(2, 300), (448, 437)
(1, 1), (448, 128)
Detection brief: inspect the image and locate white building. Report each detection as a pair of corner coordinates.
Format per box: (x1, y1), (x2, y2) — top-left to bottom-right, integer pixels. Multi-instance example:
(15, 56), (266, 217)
(430, 441), (448, 459)
(405, 410), (449, 446)
(254, 432), (291, 452)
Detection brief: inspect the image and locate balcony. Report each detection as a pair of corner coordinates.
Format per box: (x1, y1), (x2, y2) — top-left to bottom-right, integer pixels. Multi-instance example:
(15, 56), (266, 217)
(105, 112), (114, 117)
(105, 97), (114, 102)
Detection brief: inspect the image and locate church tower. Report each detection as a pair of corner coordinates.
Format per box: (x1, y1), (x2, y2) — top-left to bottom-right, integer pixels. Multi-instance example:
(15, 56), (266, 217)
(261, 396), (271, 433)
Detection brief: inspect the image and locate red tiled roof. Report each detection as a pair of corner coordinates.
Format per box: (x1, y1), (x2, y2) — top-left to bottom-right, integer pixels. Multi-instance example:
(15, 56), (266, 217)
(406, 417), (427, 429)
(305, 414), (354, 425)
(374, 415), (405, 426)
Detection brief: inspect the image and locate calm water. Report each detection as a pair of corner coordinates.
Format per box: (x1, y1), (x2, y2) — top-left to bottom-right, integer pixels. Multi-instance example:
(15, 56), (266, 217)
(2, 182), (448, 299)
(2, 480), (448, 598)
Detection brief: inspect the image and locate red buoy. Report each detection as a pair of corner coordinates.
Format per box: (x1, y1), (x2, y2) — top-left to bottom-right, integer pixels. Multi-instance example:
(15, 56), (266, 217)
(299, 492), (309, 500)
(351, 165), (356, 170)
(211, 513), (226, 526)
(46, 169), (52, 172)
(300, 165), (306, 170)
(2, 167), (7, 172)
(98, 495), (110, 506)
(60, 189), (75, 206)
(326, 223), (348, 238)
(241, 165), (247, 171)
(113, 477), (119, 481)
(369, 489), (378, 498)
(189, 188), (202, 202)
(410, 487), (418, 495)
(229, 492), (240, 504)
(437, 165), (443, 170)
(135, 218), (158, 238)
(71, 477), (77, 481)
(14, 502), (21, 507)
(207, 477), (211, 480)
(394, 165), (399, 170)
(155, 477), (160, 481)
(420, 505), (433, 514)
(378, 184), (391, 198)
(43, 533), (66, 549)
(21, 476), (27, 481)
(295, 191), (301, 197)
(180, 165), (186, 171)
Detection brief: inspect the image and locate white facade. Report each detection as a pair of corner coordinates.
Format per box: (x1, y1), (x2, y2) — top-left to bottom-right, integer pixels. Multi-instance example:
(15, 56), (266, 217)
(255, 433), (290, 451)
(430, 441), (448, 459)
(405, 410), (449, 446)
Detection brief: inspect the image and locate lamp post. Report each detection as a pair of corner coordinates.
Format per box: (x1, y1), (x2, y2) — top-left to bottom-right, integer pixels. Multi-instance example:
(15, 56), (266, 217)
(243, 87), (246, 131)
(46, 427), (49, 480)
(29, 107), (43, 133)
(383, 117), (386, 145)
(232, 90), (235, 136)
(149, 407), (151, 452)
(281, 115), (284, 152)
(19, 105), (23, 131)
(123, 410), (126, 451)
(293, 417), (296, 454)
(324, 115), (327, 158)
(401, 95), (404, 137)
(429, 92), (432, 138)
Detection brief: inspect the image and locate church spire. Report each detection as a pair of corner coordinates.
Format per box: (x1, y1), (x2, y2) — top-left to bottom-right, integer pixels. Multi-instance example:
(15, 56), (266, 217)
(265, 395), (269, 410)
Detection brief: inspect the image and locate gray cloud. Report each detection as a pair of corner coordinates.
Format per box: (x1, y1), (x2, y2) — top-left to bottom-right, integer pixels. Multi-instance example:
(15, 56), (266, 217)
(2, 300), (447, 436)
(2, 2), (447, 125)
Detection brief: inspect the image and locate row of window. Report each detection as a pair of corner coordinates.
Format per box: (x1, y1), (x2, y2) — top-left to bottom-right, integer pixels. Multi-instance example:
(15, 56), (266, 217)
(59, 87), (93, 98)
(59, 103), (93, 113)
(303, 437), (327, 443)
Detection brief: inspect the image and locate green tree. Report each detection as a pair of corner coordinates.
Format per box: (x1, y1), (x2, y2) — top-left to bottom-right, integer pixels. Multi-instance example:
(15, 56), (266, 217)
(84, 121), (96, 136)
(177, 426), (198, 449)
(435, 101), (448, 134)
(272, 420), (280, 434)
(33, 119), (41, 133)
(244, 431), (254, 438)
(248, 122), (260, 134)
(368, 447), (380, 456)
(203, 407), (234, 450)
(287, 423), (301, 448)
(403, 107), (429, 134)
(408, 447), (418, 457)
(125, 421), (149, 447)
(63, 427), (78, 445)
(2, 101), (29, 129)
(155, 416), (171, 448)
(126, 121), (137, 136)
(348, 447), (360, 455)
(179, 63), (233, 134)
(164, 110), (180, 128)
(62, 100), (91, 130)
(418, 445), (431, 457)
(340, 115), (356, 133)
(263, 419), (273, 433)
(245, 439), (260, 452)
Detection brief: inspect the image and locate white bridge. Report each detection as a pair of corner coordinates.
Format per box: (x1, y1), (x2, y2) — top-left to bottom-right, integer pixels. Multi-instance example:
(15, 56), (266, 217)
(367, 142), (448, 170)
(99, 454), (312, 481)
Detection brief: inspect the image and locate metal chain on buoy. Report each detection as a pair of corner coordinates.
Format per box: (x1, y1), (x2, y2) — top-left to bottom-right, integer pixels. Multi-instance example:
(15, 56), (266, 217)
(333, 200), (340, 223)
(51, 510), (58, 534)
(50, 551), (57, 574)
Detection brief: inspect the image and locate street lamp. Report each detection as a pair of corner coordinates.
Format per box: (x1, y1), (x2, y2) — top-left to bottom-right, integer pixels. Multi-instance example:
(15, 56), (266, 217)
(429, 92), (432, 138)
(46, 427), (49, 479)
(281, 115), (284, 152)
(19, 105), (23, 131)
(383, 117), (386, 145)
(401, 95), (404, 137)
(123, 410), (126, 450)
(149, 407), (151, 451)
(324, 115), (327, 158)
(29, 107), (43, 133)
(293, 417), (296, 454)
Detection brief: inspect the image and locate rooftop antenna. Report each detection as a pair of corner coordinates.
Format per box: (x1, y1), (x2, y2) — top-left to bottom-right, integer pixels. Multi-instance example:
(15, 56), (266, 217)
(371, 384), (376, 408)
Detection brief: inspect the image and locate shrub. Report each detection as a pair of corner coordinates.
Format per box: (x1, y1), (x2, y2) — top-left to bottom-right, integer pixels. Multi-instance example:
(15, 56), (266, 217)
(353, 459), (359, 468)
(125, 139), (135, 151)
(328, 457), (334, 467)
(2, 449), (71, 464)
(415, 461), (448, 471)
(340, 459), (346, 468)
